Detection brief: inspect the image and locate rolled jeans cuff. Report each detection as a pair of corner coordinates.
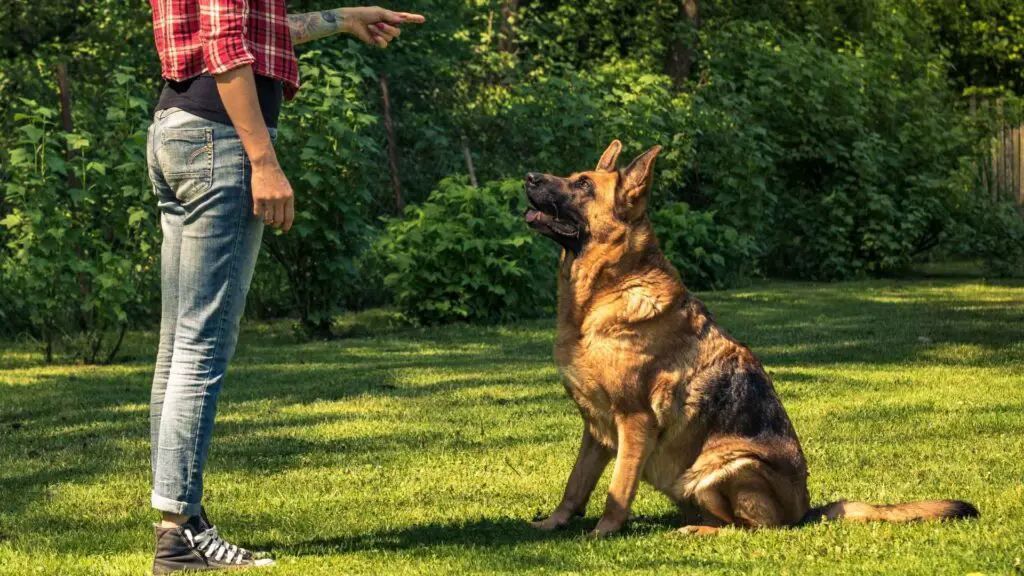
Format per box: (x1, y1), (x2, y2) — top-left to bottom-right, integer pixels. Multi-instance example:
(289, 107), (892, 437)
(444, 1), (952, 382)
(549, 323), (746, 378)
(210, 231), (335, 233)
(152, 491), (202, 517)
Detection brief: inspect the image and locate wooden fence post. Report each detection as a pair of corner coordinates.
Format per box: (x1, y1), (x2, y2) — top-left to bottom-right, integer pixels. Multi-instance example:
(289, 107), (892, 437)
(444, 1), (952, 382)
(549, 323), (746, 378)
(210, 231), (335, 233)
(1011, 125), (1019, 203)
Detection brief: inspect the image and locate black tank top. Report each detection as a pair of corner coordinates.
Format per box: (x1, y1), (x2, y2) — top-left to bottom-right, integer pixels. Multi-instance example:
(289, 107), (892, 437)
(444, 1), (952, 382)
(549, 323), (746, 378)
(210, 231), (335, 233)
(155, 73), (283, 128)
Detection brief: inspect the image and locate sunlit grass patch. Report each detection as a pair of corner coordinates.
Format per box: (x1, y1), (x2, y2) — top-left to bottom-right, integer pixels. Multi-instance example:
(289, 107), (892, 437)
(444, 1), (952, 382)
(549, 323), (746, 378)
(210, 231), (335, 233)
(1, 279), (1022, 575)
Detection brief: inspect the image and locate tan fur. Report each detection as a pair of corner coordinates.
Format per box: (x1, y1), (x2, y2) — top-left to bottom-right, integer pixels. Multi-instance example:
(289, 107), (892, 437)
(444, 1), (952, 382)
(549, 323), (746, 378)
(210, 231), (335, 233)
(530, 141), (978, 537)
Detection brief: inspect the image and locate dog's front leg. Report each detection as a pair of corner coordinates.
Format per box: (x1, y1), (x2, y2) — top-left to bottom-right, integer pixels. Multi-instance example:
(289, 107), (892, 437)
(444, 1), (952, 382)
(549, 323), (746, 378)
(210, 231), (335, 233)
(532, 423), (612, 531)
(592, 411), (656, 537)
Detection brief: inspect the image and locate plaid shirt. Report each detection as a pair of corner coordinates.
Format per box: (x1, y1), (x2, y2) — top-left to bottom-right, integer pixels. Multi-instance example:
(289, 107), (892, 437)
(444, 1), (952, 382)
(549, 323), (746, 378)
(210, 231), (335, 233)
(150, 0), (300, 99)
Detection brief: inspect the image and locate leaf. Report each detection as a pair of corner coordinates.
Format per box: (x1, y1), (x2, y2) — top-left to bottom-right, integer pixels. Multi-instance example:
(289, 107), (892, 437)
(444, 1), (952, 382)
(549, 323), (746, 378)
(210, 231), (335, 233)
(9, 148), (33, 166)
(20, 125), (44, 143)
(0, 213), (23, 228)
(128, 209), (147, 226)
(45, 155), (67, 175)
(86, 161), (108, 175)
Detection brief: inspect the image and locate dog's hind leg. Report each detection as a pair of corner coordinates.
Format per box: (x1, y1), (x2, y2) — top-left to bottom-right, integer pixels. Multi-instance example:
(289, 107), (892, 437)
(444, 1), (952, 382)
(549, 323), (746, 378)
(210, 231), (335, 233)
(678, 452), (809, 533)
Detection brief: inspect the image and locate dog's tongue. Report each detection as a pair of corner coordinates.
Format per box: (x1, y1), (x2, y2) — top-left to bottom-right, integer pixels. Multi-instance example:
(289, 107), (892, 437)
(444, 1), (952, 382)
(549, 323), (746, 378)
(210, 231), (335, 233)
(525, 209), (543, 223)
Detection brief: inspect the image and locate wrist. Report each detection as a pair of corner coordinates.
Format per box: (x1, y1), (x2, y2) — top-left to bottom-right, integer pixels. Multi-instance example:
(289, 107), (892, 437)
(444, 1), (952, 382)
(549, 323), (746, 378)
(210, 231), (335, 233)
(338, 8), (353, 35)
(249, 148), (279, 169)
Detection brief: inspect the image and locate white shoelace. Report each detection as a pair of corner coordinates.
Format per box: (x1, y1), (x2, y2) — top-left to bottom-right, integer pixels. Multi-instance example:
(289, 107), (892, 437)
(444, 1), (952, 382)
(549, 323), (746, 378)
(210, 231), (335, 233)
(186, 527), (248, 565)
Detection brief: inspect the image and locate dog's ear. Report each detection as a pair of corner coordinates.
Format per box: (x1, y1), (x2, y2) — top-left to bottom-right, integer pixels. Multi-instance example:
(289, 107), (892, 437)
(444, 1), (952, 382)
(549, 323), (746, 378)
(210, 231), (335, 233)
(616, 145), (662, 221)
(596, 140), (622, 172)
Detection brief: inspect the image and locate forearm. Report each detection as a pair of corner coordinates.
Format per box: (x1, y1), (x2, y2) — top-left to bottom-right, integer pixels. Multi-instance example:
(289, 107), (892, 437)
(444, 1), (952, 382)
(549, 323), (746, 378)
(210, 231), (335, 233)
(214, 65), (277, 167)
(288, 8), (348, 45)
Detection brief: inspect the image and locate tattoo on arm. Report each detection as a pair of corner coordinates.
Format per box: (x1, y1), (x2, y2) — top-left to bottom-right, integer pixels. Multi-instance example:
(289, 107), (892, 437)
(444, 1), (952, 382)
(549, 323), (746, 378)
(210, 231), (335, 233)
(288, 9), (346, 45)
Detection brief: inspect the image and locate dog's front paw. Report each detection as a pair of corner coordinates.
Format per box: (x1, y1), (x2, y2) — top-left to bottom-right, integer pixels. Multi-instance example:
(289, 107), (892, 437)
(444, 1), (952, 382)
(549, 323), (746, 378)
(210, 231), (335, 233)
(530, 514), (569, 532)
(589, 517), (624, 538)
(676, 525), (721, 536)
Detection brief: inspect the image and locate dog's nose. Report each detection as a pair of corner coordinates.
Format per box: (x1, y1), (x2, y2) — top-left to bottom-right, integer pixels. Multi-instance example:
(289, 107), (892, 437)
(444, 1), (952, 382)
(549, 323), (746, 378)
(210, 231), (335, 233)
(526, 172), (542, 187)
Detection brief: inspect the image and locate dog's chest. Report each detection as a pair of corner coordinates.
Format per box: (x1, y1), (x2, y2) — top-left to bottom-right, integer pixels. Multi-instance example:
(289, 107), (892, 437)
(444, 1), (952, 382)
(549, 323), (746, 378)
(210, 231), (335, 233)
(554, 335), (651, 446)
(557, 362), (618, 446)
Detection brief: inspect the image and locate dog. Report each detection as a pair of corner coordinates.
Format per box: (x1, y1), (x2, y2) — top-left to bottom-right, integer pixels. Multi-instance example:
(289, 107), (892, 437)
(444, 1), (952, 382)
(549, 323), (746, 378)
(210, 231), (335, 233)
(523, 140), (978, 537)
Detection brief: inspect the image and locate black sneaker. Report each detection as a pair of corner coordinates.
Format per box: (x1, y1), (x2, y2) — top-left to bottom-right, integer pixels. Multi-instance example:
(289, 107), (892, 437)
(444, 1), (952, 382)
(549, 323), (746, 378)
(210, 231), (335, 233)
(152, 515), (274, 574)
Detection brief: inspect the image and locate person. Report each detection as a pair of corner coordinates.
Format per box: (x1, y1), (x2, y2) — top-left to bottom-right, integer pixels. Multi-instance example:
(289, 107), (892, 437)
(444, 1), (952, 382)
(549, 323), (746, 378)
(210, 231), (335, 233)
(145, 2), (424, 573)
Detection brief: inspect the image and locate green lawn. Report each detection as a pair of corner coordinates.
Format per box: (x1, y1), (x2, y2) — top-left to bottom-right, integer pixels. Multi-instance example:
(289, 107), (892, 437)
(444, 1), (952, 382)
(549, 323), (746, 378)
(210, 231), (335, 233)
(1, 280), (1023, 575)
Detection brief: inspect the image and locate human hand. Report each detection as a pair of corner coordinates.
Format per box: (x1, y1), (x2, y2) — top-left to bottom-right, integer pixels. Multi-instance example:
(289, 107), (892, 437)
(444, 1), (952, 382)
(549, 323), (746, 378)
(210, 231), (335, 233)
(342, 6), (426, 48)
(251, 160), (295, 232)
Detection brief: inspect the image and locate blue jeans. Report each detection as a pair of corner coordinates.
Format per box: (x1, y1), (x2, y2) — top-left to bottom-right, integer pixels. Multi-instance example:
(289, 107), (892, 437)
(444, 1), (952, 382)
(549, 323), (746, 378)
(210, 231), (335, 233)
(147, 108), (273, 516)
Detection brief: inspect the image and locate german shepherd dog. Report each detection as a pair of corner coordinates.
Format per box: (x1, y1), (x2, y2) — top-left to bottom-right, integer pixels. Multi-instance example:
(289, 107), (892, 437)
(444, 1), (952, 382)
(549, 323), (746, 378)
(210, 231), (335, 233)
(524, 141), (978, 537)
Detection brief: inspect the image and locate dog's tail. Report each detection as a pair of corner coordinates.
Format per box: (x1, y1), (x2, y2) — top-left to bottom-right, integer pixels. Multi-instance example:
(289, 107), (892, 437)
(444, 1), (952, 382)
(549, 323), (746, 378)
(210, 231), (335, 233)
(801, 499), (978, 524)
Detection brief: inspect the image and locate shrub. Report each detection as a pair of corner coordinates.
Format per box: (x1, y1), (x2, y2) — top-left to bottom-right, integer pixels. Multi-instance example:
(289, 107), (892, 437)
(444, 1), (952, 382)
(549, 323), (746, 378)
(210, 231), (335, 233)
(380, 177), (557, 325)
(679, 21), (976, 280)
(461, 60), (690, 191)
(262, 46), (384, 337)
(1, 67), (157, 362)
(975, 203), (1024, 277)
(947, 197), (1024, 277)
(651, 202), (758, 290)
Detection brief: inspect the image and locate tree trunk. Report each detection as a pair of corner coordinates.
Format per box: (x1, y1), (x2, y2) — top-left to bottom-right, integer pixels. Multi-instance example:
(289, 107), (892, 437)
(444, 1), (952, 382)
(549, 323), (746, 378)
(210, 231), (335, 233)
(664, 0), (701, 87)
(462, 135), (478, 188)
(103, 323), (128, 365)
(379, 74), (403, 216)
(498, 0), (519, 54)
(56, 62), (91, 332)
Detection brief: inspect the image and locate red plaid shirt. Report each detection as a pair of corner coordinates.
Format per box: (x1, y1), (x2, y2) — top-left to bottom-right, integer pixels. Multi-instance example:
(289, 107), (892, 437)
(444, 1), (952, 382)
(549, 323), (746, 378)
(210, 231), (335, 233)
(150, 0), (300, 99)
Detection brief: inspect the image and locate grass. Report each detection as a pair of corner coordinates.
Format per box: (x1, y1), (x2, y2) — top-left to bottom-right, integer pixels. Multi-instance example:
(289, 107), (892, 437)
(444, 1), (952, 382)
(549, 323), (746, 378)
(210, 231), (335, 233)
(1, 279), (1023, 575)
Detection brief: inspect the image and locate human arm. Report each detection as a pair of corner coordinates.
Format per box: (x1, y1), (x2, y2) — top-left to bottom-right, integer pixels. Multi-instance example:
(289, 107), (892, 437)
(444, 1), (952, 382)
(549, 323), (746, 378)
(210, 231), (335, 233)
(288, 6), (426, 47)
(215, 66), (294, 231)
(200, 0), (293, 230)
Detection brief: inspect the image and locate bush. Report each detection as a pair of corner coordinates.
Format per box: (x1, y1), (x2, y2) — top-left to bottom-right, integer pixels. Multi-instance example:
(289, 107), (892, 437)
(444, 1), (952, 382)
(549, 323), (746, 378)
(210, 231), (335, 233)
(1, 66), (157, 361)
(460, 60), (690, 192)
(975, 204), (1024, 277)
(947, 197), (1024, 277)
(651, 202), (758, 290)
(677, 21), (976, 280)
(380, 177), (557, 325)
(261, 46), (384, 337)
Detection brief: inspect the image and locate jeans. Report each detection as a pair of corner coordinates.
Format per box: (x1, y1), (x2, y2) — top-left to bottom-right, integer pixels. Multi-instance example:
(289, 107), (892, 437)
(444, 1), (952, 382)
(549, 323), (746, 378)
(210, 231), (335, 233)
(147, 108), (273, 516)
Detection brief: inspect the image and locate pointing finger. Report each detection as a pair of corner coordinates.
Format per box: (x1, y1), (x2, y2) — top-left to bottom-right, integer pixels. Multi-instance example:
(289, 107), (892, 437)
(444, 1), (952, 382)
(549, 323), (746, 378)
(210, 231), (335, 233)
(395, 12), (426, 24)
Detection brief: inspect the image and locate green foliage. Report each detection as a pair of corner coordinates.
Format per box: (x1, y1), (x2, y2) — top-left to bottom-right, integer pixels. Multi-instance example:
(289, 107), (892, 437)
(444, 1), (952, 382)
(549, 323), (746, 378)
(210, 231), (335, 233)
(470, 61), (689, 185)
(946, 195), (1024, 278)
(974, 203), (1024, 277)
(2, 0), (1022, 335)
(380, 177), (556, 325)
(651, 202), (758, 290)
(680, 21), (975, 280)
(263, 47), (384, 337)
(3, 280), (1023, 574)
(921, 0), (1024, 96)
(1, 67), (157, 362)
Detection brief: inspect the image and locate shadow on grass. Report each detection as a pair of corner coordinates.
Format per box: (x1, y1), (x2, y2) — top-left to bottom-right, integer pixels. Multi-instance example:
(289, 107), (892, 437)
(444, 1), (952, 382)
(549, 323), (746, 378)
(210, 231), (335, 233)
(273, 517), (579, 555)
(263, 513), (737, 571)
(702, 282), (1024, 370)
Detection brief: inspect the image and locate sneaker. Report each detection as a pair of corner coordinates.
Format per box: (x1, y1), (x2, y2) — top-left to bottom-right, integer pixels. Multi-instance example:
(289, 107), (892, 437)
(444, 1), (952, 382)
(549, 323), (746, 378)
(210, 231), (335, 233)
(152, 515), (274, 574)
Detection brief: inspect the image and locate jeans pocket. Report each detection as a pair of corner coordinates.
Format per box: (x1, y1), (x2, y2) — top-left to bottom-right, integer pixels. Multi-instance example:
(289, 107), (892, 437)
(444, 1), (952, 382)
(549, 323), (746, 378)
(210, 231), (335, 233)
(158, 127), (214, 204)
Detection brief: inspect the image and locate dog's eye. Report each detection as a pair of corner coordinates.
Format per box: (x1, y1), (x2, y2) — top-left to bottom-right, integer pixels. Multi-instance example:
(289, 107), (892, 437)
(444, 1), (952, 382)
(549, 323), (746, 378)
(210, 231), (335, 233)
(574, 177), (594, 196)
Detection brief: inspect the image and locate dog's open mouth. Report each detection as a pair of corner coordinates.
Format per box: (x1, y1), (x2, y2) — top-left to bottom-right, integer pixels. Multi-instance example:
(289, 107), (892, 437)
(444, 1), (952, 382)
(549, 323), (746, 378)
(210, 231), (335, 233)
(525, 207), (578, 237)
(525, 209), (547, 225)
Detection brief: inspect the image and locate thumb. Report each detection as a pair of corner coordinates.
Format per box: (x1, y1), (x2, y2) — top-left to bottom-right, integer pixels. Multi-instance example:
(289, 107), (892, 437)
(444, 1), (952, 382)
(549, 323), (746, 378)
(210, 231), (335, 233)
(349, 23), (374, 45)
